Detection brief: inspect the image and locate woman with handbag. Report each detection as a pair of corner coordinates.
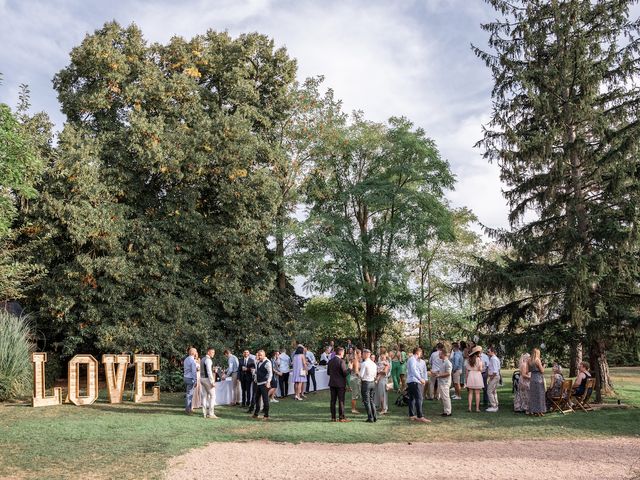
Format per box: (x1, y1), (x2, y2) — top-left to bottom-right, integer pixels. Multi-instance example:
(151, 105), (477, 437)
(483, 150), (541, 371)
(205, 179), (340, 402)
(292, 345), (308, 401)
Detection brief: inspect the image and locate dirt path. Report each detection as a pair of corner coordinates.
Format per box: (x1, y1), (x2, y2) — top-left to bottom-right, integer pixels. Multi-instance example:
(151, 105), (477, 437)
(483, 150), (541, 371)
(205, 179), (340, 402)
(166, 437), (640, 480)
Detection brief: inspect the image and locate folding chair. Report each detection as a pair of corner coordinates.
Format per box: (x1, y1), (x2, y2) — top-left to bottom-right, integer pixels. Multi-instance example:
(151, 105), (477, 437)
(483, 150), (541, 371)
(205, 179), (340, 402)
(572, 378), (596, 412)
(548, 379), (574, 414)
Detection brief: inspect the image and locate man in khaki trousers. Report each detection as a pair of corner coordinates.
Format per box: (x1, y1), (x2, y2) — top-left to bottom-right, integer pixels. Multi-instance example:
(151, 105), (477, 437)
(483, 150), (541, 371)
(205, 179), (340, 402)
(486, 346), (501, 412)
(436, 347), (453, 417)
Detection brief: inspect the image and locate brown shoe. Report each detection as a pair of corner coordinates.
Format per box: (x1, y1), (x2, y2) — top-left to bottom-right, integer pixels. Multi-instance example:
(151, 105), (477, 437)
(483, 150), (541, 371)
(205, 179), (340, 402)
(339, 418), (351, 423)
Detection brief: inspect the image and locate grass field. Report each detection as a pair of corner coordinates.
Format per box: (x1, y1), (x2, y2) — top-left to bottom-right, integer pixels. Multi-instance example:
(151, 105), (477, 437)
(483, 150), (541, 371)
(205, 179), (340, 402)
(1, 367), (639, 480)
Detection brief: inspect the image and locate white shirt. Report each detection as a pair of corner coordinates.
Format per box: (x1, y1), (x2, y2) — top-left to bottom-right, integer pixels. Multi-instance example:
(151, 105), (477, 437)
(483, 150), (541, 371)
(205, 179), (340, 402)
(488, 355), (501, 376)
(305, 351), (316, 365)
(278, 353), (291, 373)
(359, 358), (377, 382)
(430, 350), (443, 372)
(320, 352), (331, 363)
(439, 358), (452, 381)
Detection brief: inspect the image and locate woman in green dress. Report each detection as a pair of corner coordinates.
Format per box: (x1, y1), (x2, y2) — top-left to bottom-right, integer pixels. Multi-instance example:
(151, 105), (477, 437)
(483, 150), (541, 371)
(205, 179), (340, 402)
(390, 350), (401, 391)
(398, 345), (408, 392)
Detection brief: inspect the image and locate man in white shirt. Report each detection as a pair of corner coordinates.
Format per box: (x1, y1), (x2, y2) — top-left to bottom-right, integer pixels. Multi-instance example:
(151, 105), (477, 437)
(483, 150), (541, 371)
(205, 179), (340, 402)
(200, 348), (219, 419)
(480, 350), (490, 407)
(486, 346), (501, 412)
(406, 347), (430, 423)
(278, 349), (291, 398)
(252, 349), (273, 420)
(428, 343), (444, 400)
(437, 348), (453, 416)
(320, 346), (332, 365)
(223, 349), (240, 406)
(359, 349), (378, 422)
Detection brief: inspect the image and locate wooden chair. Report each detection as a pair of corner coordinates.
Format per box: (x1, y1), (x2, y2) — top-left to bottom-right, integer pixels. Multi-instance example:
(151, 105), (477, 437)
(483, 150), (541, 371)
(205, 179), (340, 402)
(548, 379), (574, 414)
(572, 378), (596, 412)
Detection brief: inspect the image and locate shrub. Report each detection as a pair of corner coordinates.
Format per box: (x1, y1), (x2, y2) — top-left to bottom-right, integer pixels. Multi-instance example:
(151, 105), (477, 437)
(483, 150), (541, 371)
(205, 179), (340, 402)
(157, 358), (184, 393)
(0, 311), (33, 401)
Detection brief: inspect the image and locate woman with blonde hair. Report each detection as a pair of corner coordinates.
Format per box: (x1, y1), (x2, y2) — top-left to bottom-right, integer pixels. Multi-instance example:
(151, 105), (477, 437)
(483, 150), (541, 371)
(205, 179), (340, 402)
(513, 352), (530, 413)
(465, 346), (484, 412)
(192, 350), (202, 411)
(527, 348), (546, 416)
(375, 352), (391, 414)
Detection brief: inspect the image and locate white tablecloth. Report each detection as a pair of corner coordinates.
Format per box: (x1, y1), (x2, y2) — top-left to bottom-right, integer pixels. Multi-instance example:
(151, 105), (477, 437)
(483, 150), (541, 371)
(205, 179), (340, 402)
(214, 367), (329, 405)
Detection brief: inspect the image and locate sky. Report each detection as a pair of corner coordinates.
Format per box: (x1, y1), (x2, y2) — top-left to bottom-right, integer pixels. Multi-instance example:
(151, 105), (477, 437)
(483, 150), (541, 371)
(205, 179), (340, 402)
(0, 0), (507, 231)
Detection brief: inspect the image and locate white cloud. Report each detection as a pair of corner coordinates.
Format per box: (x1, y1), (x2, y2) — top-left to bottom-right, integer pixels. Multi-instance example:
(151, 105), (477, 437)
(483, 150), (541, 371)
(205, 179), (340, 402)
(0, 0), (509, 237)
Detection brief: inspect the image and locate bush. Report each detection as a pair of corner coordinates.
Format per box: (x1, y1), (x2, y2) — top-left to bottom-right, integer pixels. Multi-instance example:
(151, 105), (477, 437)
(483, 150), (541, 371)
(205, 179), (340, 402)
(0, 312), (33, 401)
(157, 357), (184, 392)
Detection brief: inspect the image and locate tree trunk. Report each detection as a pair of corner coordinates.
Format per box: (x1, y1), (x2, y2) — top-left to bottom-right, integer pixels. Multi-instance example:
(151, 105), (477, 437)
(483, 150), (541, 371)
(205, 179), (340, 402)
(365, 302), (376, 350)
(569, 340), (582, 377)
(275, 207), (287, 291)
(589, 337), (613, 403)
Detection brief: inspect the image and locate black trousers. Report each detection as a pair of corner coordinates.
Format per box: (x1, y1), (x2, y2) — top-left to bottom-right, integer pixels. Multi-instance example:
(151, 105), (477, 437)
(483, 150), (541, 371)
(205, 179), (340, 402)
(240, 375), (253, 406)
(306, 367), (317, 393)
(279, 372), (290, 397)
(482, 371), (488, 406)
(361, 380), (377, 420)
(408, 381), (424, 418)
(253, 384), (270, 417)
(330, 386), (346, 419)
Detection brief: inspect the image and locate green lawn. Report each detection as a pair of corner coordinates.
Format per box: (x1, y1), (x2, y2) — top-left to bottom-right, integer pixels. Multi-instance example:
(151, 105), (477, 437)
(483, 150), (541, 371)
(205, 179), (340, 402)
(1, 367), (639, 480)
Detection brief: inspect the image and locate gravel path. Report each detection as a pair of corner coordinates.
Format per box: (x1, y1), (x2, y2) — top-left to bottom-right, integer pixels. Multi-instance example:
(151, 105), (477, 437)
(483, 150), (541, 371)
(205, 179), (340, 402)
(167, 437), (640, 480)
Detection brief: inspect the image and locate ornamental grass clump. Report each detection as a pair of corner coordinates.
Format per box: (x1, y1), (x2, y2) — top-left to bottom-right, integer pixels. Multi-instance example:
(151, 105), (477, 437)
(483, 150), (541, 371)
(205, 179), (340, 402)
(0, 311), (33, 401)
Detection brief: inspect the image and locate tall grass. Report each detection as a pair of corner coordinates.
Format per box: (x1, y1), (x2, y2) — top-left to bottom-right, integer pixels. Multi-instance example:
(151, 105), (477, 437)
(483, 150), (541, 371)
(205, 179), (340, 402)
(0, 311), (33, 401)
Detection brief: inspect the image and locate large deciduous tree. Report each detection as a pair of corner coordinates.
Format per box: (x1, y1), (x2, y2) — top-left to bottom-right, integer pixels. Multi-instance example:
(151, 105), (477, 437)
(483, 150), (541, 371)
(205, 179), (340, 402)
(24, 23), (298, 358)
(299, 115), (455, 349)
(469, 0), (640, 400)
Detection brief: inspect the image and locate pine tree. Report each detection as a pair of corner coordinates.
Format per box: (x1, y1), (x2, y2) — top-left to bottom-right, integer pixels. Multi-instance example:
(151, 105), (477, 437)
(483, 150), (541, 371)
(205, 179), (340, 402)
(470, 0), (640, 400)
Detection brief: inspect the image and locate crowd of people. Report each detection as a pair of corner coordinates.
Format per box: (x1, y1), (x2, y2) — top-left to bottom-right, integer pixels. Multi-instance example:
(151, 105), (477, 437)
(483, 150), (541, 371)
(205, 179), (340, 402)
(182, 340), (594, 422)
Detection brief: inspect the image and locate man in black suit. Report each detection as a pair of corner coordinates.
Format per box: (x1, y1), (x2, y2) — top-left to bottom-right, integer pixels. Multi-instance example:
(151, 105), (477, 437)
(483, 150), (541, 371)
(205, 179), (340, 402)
(327, 347), (350, 422)
(238, 349), (256, 408)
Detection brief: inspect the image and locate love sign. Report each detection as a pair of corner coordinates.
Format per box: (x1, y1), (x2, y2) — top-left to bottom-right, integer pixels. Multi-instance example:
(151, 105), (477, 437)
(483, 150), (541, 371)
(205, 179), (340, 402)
(31, 352), (160, 407)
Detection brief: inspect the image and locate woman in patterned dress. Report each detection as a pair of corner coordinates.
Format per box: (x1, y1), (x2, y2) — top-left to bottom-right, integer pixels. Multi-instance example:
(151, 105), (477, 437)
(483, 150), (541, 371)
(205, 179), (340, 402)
(527, 348), (546, 416)
(513, 353), (530, 413)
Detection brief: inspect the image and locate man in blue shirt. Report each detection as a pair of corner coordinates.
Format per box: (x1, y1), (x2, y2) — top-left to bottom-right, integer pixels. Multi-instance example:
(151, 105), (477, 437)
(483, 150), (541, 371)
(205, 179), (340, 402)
(407, 347), (431, 423)
(183, 347), (198, 414)
(450, 342), (464, 400)
(223, 349), (240, 406)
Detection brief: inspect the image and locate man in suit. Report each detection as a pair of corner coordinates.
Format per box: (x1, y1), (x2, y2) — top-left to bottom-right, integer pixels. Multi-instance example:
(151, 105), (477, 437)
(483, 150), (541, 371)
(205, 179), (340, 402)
(327, 347), (350, 422)
(238, 349), (256, 408)
(252, 349), (272, 420)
